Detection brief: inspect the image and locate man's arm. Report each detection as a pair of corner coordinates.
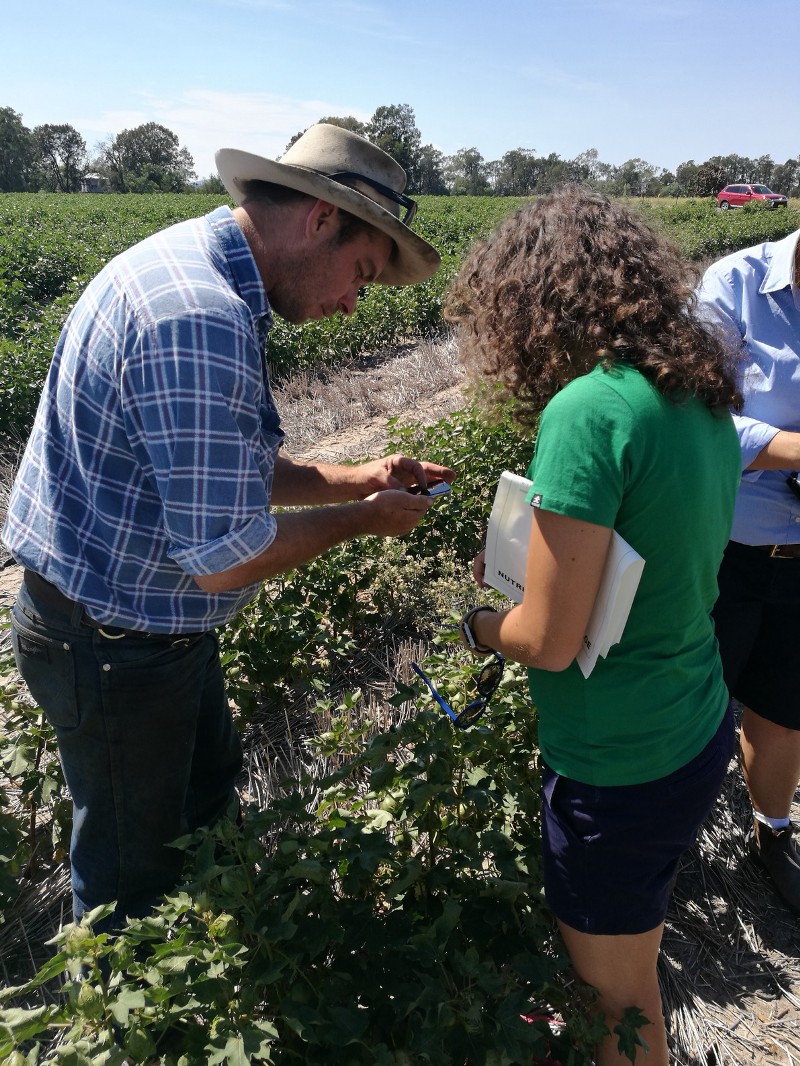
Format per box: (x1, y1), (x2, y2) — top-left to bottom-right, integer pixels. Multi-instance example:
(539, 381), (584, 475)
(697, 268), (789, 472)
(194, 489), (432, 592)
(270, 452), (455, 505)
(747, 430), (800, 471)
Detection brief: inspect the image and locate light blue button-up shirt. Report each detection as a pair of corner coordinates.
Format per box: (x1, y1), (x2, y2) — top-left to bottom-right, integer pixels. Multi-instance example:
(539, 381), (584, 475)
(697, 228), (800, 545)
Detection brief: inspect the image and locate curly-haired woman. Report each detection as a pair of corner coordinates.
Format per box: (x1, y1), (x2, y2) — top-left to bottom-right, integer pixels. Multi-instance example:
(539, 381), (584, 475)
(445, 187), (742, 1066)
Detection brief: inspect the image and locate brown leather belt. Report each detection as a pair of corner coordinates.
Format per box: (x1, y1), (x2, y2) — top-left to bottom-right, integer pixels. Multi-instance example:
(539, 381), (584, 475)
(22, 569), (202, 642)
(751, 543), (800, 559)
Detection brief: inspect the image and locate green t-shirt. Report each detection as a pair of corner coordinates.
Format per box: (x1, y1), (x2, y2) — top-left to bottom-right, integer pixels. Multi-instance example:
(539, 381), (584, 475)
(526, 363), (740, 786)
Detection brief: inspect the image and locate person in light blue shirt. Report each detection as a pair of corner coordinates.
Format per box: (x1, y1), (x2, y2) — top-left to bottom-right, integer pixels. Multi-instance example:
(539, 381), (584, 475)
(3, 124), (453, 933)
(698, 227), (800, 914)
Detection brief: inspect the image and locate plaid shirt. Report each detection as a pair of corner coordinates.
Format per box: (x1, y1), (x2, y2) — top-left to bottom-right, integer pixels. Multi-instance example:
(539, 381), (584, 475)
(3, 207), (284, 632)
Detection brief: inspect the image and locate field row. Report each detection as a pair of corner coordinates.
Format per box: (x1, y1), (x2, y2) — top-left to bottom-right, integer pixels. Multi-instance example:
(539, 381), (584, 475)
(0, 192), (798, 438)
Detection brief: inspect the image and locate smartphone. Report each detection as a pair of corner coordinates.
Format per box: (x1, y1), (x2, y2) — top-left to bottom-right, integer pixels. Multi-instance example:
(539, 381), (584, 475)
(408, 479), (451, 498)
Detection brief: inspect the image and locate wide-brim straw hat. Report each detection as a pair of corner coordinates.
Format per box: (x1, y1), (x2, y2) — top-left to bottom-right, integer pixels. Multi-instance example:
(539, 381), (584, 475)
(215, 124), (440, 286)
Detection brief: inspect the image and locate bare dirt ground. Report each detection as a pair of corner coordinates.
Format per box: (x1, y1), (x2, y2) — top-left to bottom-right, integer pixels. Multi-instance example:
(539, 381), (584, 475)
(1, 336), (798, 1065)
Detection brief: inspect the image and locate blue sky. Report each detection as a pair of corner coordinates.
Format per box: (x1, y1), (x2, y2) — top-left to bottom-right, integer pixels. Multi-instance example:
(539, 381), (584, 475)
(3, 0), (797, 182)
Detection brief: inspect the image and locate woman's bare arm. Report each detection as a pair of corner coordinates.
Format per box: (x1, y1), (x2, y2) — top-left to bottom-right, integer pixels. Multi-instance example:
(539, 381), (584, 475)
(469, 509), (613, 671)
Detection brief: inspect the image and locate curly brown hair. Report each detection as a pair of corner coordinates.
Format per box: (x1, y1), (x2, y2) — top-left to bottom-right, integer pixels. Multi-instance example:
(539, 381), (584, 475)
(445, 186), (742, 427)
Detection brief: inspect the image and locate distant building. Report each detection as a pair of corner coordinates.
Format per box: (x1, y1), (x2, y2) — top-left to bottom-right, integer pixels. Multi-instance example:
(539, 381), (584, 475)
(80, 173), (107, 193)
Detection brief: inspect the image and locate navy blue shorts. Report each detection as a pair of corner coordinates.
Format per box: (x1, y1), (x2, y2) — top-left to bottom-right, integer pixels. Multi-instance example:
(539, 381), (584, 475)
(712, 539), (800, 730)
(540, 703), (735, 935)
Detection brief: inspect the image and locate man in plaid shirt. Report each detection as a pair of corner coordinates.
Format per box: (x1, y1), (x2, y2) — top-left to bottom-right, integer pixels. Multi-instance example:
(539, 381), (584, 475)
(3, 124), (452, 932)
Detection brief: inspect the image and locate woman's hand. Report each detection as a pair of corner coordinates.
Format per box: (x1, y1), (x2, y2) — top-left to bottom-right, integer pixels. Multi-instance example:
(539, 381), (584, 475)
(473, 548), (487, 588)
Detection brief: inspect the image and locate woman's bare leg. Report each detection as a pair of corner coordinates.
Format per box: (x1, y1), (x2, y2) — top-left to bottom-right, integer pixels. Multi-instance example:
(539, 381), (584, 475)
(557, 919), (669, 1066)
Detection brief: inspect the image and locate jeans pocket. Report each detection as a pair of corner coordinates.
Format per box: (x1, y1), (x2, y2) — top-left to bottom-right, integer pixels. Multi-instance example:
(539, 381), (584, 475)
(11, 616), (79, 730)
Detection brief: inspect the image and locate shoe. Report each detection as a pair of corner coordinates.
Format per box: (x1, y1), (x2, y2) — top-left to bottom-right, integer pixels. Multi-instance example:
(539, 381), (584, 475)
(749, 821), (800, 914)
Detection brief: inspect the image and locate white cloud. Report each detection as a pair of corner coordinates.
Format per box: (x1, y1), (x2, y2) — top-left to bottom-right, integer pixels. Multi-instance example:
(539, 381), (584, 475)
(77, 111), (152, 144)
(77, 89), (372, 178)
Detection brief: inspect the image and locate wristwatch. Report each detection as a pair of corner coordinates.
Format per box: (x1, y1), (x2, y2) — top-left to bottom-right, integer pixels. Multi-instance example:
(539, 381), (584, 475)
(460, 605), (497, 653)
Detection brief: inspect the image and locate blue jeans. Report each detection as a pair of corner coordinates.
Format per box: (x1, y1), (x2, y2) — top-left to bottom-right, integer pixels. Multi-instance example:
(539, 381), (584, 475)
(11, 579), (243, 930)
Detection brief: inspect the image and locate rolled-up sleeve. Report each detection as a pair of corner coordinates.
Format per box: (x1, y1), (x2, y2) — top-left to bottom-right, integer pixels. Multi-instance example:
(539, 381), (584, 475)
(731, 413), (780, 473)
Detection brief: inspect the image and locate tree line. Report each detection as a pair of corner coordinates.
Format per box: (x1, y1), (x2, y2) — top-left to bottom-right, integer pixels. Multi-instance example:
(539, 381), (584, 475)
(2, 102), (799, 198)
(0, 107), (195, 193)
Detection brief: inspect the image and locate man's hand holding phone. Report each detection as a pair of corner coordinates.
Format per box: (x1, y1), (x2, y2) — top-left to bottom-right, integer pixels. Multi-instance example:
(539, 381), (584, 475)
(407, 479), (452, 499)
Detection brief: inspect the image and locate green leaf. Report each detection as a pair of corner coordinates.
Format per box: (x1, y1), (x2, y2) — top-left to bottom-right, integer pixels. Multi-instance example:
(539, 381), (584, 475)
(108, 989), (146, 1025)
(387, 857), (424, 897)
(207, 1034), (250, 1066)
(365, 809), (394, 830)
(327, 1004), (371, 1042)
(287, 859), (328, 884)
(0, 1005), (53, 1051)
(81, 902), (117, 929)
(123, 1025), (157, 1061)
(614, 1005), (650, 1062)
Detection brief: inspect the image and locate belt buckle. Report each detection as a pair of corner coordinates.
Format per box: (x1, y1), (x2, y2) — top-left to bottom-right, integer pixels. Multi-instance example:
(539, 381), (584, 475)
(768, 544), (800, 559)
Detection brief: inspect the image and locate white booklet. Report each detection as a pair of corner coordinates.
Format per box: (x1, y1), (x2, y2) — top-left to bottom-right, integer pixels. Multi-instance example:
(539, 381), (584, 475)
(483, 471), (645, 678)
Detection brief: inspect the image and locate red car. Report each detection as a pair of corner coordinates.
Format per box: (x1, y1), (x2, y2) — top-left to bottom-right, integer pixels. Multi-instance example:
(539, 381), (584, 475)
(717, 183), (788, 209)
